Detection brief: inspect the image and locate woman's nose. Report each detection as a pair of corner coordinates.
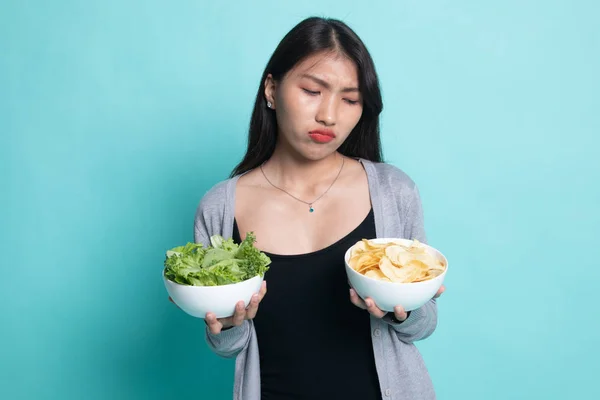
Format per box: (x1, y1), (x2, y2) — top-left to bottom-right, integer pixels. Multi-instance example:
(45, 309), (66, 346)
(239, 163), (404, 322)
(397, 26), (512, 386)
(315, 96), (337, 126)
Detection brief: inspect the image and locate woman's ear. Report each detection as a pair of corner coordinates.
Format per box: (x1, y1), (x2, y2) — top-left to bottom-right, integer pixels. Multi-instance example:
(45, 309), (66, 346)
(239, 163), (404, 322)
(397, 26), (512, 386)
(264, 74), (276, 109)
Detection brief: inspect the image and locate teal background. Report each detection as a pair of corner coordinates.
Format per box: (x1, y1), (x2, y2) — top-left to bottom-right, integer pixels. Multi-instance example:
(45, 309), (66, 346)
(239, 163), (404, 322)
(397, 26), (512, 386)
(1, 1), (598, 399)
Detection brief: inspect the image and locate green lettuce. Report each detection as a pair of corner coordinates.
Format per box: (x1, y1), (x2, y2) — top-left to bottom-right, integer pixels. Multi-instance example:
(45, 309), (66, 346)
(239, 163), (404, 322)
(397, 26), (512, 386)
(163, 232), (271, 286)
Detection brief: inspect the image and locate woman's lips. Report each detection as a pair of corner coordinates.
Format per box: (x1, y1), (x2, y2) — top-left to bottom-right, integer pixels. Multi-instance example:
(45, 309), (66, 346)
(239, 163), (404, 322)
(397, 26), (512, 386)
(308, 130), (336, 143)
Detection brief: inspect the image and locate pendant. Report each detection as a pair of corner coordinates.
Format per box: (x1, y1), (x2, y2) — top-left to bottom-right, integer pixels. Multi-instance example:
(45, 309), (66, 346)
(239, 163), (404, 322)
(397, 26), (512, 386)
(309, 204), (314, 213)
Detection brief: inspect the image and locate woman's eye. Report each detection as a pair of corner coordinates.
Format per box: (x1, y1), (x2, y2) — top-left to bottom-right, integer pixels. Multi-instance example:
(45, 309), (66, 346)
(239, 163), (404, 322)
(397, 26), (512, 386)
(344, 99), (359, 105)
(302, 88), (320, 96)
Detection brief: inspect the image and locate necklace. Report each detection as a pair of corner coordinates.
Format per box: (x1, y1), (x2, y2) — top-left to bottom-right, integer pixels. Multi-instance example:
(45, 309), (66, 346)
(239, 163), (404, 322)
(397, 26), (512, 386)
(260, 156), (345, 213)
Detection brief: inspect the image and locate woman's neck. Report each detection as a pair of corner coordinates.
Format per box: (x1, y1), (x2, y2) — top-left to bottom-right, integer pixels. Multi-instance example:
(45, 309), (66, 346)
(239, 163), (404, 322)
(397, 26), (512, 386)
(262, 146), (344, 190)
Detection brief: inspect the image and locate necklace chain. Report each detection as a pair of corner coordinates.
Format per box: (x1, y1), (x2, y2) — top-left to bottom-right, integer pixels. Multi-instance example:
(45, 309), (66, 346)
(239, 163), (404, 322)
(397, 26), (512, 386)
(260, 156), (345, 213)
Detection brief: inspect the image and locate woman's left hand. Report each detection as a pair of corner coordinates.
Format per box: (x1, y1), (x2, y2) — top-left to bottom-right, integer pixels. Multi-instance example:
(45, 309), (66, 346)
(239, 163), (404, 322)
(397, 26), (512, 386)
(349, 285), (445, 321)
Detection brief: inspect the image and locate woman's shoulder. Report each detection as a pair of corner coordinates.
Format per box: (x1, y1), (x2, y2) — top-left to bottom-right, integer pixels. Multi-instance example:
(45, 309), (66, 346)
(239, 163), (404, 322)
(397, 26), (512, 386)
(194, 167), (260, 225)
(194, 176), (239, 230)
(195, 176), (237, 215)
(361, 159), (418, 192)
(193, 176), (239, 242)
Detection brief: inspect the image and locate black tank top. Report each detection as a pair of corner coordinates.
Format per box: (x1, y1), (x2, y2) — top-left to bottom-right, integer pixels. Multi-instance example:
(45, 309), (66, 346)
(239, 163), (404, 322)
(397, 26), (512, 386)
(232, 209), (381, 400)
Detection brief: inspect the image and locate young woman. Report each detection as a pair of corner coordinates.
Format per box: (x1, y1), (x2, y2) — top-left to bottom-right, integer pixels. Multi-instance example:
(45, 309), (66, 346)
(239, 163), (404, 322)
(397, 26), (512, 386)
(192, 17), (445, 400)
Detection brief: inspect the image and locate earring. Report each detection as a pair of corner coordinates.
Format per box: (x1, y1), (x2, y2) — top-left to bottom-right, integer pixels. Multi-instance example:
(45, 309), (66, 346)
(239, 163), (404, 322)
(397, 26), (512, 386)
(267, 101), (272, 108)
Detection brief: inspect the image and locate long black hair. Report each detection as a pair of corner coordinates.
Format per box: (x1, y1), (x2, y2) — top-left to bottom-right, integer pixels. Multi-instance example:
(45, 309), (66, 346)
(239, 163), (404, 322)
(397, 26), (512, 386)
(230, 17), (384, 177)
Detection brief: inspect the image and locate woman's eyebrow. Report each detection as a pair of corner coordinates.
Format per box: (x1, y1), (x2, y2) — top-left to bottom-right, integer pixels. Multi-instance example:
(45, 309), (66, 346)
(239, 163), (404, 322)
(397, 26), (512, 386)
(300, 73), (359, 93)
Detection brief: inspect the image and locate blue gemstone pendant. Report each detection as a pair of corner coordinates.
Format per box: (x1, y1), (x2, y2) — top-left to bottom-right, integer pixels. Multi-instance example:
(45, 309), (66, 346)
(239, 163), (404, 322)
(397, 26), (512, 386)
(309, 205), (314, 213)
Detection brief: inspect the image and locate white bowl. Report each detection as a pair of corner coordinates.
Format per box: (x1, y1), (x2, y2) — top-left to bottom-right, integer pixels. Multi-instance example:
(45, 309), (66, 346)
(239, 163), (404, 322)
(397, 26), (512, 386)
(344, 238), (448, 312)
(163, 272), (264, 319)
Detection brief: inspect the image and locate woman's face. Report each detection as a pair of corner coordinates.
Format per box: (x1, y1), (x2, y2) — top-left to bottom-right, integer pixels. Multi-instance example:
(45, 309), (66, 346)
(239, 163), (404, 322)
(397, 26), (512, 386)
(265, 52), (364, 161)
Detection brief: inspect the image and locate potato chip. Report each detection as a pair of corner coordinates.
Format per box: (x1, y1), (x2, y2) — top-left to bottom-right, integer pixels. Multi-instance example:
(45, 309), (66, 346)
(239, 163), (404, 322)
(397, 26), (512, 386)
(363, 239), (388, 250)
(349, 239), (446, 284)
(357, 261), (378, 274)
(349, 252), (370, 270)
(378, 256), (402, 282)
(351, 240), (367, 258)
(365, 268), (388, 280)
(427, 269), (444, 278)
(396, 261), (423, 283)
(406, 259), (429, 279)
(385, 245), (413, 267)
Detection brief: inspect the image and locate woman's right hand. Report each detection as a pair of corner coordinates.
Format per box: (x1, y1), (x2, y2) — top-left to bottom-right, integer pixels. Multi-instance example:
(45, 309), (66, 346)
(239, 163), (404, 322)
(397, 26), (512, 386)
(205, 280), (267, 335)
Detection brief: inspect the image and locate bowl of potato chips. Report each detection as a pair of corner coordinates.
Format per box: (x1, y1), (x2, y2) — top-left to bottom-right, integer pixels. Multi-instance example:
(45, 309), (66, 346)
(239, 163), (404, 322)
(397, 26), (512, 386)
(344, 238), (448, 312)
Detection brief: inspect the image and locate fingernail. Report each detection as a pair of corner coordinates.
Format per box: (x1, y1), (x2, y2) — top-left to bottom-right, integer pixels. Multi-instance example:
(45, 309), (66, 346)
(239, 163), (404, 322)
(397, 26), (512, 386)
(366, 299), (372, 307)
(349, 288), (355, 296)
(252, 294), (258, 301)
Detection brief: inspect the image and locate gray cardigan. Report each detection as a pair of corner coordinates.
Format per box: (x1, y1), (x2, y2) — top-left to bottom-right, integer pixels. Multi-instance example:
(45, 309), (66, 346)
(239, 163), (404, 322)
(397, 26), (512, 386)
(194, 159), (438, 400)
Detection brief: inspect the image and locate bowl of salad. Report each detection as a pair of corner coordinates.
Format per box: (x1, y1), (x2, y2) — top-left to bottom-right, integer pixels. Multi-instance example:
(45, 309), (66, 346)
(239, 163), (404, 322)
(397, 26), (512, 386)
(163, 233), (271, 318)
